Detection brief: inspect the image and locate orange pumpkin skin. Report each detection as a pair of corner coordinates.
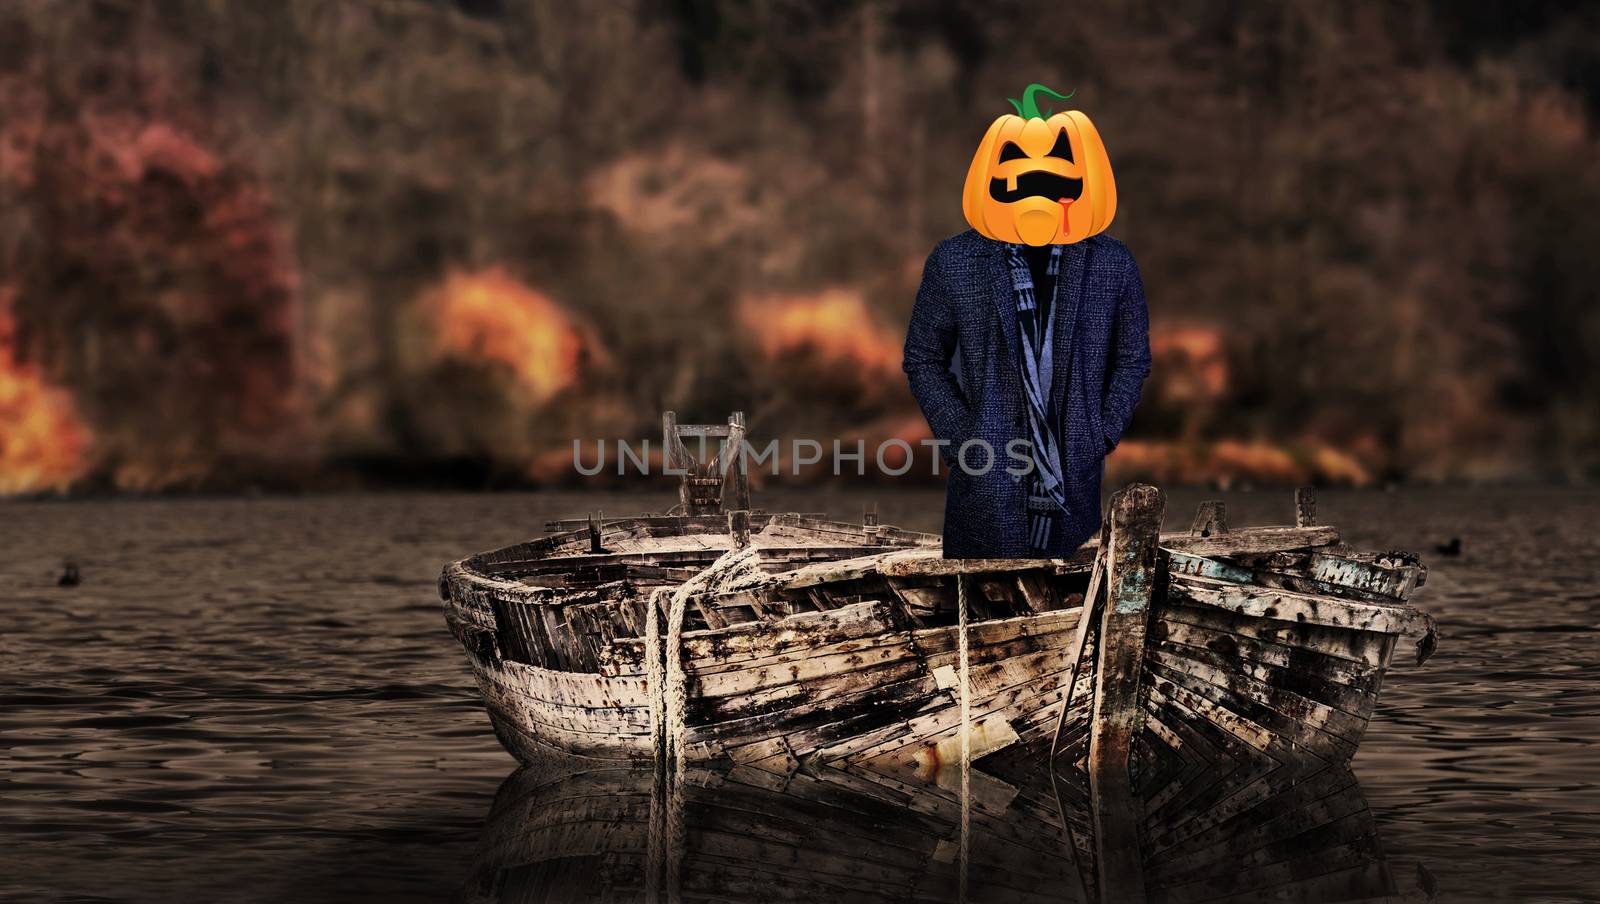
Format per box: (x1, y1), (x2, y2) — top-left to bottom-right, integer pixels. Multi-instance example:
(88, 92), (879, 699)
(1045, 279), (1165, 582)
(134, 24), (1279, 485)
(961, 109), (1117, 246)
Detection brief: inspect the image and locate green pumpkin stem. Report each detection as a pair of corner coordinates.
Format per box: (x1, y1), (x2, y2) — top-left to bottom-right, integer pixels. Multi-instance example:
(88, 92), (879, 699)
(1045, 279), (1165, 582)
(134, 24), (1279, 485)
(1010, 83), (1074, 120)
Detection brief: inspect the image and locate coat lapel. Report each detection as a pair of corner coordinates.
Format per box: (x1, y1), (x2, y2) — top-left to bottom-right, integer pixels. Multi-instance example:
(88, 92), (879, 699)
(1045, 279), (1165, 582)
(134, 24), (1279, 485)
(1049, 241), (1087, 414)
(974, 239), (1018, 362)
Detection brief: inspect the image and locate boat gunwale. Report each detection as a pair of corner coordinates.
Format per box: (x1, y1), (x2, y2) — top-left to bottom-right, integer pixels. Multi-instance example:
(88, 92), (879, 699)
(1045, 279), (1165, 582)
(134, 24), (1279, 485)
(444, 522), (1346, 597)
(440, 514), (1432, 687)
(454, 513), (940, 577)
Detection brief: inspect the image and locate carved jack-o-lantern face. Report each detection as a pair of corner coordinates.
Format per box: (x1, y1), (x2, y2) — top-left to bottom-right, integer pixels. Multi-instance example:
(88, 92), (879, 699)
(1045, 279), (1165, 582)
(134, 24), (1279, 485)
(962, 84), (1117, 246)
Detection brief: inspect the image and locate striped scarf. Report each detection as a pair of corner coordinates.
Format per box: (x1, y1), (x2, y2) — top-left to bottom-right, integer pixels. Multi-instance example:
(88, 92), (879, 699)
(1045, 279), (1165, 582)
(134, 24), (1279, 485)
(1004, 243), (1068, 554)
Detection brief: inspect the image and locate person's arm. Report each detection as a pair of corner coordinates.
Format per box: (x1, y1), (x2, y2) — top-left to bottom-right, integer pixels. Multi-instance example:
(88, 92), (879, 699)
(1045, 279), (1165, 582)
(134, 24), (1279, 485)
(903, 248), (973, 459)
(1100, 251), (1151, 452)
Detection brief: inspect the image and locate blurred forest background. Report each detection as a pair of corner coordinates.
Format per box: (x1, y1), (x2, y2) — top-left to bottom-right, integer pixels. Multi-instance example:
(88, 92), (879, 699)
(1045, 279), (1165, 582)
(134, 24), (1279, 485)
(1, 0), (1597, 495)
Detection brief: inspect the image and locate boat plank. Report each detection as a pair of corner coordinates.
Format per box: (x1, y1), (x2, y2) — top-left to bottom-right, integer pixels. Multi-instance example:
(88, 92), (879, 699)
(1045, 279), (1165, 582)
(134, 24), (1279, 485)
(822, 653), (1086, 765)
(1153, 615), (1383, 690)
(911, 606), (1083, 651)
(1185, 548), (1423, 602)
(693, 658), (929, 722)
(1162, 525), (1340, 556)
(1160, 600), (1391, 668)
(606, 600), (900, 673)
(494, 659), (651, 708)
(1139, 726), (1316, 840)
(1171, 573), (1422, 635)
(687, 628), (920, 680)
(1147, 658), (1358, 759)
(1151, 636), (1378, 719)
(1169, 551), (1407, 605)
(474, 669), (651, 729)
(687, 672), (942, 753)
(476, 685), (652, 737)
(1142, 671), (1274, 753)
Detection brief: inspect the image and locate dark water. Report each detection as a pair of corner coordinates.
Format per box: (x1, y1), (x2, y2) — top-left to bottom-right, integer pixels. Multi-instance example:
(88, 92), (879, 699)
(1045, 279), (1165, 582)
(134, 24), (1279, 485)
(2, 487), (1598, 903)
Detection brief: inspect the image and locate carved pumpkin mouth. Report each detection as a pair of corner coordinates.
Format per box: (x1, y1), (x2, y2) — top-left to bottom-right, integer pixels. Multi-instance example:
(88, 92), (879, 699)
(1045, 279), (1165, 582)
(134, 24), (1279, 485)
(988, 169), (1083, 204)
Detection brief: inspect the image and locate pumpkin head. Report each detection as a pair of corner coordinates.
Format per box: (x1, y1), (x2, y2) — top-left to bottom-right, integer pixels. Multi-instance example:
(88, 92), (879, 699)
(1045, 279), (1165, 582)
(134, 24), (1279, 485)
(961, 83), (1117, 246)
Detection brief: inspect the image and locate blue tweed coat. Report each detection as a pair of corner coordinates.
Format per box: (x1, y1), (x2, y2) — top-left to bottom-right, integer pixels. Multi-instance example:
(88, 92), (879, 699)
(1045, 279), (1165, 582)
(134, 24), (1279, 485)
(903, 229), (1151, 558)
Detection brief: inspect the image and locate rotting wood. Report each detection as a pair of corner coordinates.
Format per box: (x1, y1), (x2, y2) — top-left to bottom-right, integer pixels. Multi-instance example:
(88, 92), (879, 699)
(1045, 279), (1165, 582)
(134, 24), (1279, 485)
(1151, 616), (1381, 695)
(607, 600), (901, 672)
(1190, 500), (1228, 537)
(1014, 571), (1055, 612)
(1145, 647), (1371, 742)
(1295, 486), (1316, 527)
(1090, 483), (1165, 903)
(1146, 658), (1357, 761)
(663, 411), (752, 516)
(1167, 550), (1421, 605)
(690, 638), (921, 703)
(1162, 525), (1339, 557)
(726, 411), (751, 512)
(1160, 599), (1390, 668)
(1170, 573), (1425, 635)
(1220, 549), (1424, 600)
(441, 429), (1433, 779)
(728, 509), (750, 548)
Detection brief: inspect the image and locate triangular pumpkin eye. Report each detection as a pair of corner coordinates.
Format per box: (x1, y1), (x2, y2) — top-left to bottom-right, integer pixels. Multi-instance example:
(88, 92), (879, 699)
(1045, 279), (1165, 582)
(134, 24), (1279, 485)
(1046, 130), (1074, 162)
(997, 142), (1028, 163)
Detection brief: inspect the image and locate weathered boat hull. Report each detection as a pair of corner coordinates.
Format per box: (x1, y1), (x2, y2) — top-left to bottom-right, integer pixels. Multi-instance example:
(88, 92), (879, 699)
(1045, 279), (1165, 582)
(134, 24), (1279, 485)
(453, 593), (1091, 771)
(440, 491), (1433, 780)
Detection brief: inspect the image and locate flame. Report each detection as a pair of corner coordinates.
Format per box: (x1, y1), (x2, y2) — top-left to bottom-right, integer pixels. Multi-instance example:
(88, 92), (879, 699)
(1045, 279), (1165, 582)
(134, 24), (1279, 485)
(0, 291), (93, 494)
(741, 289), (902, 373)
(426, 268), (586, 404)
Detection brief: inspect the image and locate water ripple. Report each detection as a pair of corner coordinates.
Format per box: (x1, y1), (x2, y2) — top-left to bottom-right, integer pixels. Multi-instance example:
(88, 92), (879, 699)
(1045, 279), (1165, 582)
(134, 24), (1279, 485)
(1, 487), (1596, 902)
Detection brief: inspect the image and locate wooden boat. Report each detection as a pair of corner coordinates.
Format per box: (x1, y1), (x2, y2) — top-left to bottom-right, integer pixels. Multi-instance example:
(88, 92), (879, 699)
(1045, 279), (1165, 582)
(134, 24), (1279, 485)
(440, 413), (1436, 785)
(459, 741), (1411, 904)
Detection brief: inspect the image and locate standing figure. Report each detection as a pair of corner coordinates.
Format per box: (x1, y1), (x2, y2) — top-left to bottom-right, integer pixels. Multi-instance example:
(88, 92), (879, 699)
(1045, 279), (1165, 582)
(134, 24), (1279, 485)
(904, 84), (1151, 558)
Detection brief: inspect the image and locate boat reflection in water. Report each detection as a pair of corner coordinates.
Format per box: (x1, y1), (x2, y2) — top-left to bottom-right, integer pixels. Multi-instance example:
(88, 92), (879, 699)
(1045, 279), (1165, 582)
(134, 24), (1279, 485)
(462, 747), (1405, 904)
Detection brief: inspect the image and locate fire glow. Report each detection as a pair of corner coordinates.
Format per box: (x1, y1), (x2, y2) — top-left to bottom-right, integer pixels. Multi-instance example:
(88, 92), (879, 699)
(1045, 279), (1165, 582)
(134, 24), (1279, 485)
(0, 292), (92, 495)
(427, 268), (586, 405)
(741, 289), (903, 374)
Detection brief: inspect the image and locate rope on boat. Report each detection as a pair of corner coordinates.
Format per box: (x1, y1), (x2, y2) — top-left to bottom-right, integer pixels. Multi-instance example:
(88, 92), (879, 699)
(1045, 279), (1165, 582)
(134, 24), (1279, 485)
(650, 545), (761, 772)
(957, 572), (971, 902)
(646, 741), (664, 903)
(645, 719), (687, 904)
(643, 545), (759, 904)
(645, 587), (666, 758)
(664, 765), (685, 904)
(664, 584), (691, 774)
(645, 588), (668, 902)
